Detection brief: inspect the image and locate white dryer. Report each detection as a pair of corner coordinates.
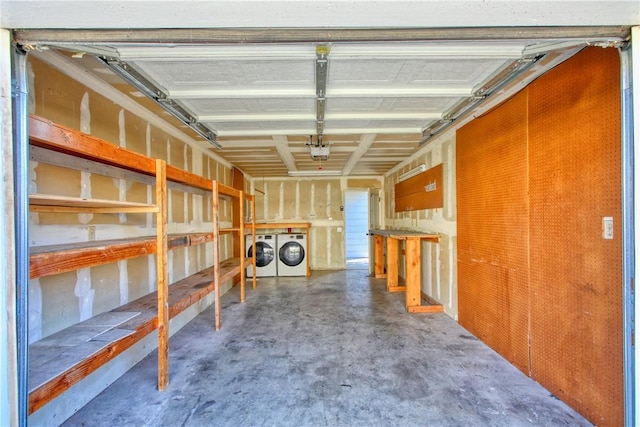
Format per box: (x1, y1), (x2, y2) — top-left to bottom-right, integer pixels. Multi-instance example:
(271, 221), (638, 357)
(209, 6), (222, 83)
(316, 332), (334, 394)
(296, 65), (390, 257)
(246, 234), (277, 277)
(276, 233), (307, 276)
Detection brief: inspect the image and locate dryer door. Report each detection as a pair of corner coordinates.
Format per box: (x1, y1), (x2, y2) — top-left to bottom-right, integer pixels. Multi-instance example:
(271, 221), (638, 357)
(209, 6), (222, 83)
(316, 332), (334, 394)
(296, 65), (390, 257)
(279, 242), (305, 267)
(249, 241), (275, 267)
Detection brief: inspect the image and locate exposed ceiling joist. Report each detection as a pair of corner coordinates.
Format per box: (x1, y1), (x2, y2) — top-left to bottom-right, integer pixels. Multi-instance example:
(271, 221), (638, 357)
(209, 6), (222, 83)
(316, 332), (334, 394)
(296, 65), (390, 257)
(273, 135), (298, 172)
(342, 134), (377, 175)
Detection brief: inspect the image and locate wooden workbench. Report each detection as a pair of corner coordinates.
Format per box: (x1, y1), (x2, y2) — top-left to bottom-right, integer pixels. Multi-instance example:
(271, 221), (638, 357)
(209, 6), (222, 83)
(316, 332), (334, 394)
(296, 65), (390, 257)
(369, 229), (443, 313)
(254, 222), (311, 277)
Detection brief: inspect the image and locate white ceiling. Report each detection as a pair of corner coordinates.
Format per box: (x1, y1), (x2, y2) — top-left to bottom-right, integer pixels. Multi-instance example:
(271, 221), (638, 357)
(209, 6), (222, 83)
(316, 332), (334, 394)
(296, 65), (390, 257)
(2, 1), (638, 29)
(4, 1), (637, 178)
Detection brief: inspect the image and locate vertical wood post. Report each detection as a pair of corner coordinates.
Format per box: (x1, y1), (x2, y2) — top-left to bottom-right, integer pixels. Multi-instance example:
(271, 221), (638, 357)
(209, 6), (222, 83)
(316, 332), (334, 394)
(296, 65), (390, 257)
(211, 180), (221, 331)
(374, 234), (385, 278)
(239, 191), (245, 302)
(250, 197), (257, 287)
(155, 159), (169, 390)
(386, 237), (399, 290)
(405, 237), (421, 310)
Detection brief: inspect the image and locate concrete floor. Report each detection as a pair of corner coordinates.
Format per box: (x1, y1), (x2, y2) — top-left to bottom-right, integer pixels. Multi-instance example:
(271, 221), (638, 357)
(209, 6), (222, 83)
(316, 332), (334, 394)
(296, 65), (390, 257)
(63, 269), (591, 426)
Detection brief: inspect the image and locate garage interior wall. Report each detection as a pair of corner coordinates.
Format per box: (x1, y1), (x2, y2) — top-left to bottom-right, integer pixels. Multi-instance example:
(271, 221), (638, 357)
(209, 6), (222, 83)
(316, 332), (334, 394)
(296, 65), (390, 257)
(384, 132), (457, 318)
(457, 47), (622, 426)
(27, 55), (237, 340)
(251, 177), (355, 270)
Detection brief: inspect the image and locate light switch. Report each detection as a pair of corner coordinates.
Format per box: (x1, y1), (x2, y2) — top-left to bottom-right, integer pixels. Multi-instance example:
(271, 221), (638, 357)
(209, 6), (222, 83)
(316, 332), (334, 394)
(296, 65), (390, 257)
(602, 217), (613, 240)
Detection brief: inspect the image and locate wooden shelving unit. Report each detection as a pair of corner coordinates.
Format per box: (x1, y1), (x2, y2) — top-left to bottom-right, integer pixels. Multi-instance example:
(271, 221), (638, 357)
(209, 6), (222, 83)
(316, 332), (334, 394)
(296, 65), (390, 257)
(211, 182), (256, 329)
(26, 115), (255, 414)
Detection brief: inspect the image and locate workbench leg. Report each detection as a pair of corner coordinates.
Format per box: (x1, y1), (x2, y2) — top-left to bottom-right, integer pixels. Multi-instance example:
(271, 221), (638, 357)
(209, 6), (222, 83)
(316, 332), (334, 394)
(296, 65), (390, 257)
(405, 237), (422, 310)
(386, 238), (399, 291)
(374, 235), (385, 278)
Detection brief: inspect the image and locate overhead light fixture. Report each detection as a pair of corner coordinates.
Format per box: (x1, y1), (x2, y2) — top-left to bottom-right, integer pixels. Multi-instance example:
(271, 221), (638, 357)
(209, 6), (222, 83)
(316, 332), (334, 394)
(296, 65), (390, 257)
(288, 170), (342, 177)
(398, 164), (427, 182)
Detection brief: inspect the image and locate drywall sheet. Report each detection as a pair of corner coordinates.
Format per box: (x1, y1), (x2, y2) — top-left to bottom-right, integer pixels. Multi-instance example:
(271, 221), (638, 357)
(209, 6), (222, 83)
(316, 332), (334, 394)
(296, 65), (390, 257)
(528, 47), (622, 426)
(394, 164), (443, 212)
(456, 90), (530, 373)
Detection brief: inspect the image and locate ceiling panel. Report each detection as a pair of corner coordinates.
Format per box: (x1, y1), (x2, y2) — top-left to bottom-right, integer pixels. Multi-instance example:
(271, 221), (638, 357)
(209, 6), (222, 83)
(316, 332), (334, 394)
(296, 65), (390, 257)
(182, 98), (315, 116)
(34, 34), (614, 178)
(208, 120), (316, 133)
(327, 97), (458, 113)
(329, 58), (512, 90)
(129, 59), (315, 91)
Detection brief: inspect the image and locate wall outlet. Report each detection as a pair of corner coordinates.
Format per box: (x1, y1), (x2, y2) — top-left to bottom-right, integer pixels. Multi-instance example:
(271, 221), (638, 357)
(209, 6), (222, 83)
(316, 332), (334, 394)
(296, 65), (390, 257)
(602, 217), (613, 240)
(337, 227), (342, 232)
(88, 226), (96, 241)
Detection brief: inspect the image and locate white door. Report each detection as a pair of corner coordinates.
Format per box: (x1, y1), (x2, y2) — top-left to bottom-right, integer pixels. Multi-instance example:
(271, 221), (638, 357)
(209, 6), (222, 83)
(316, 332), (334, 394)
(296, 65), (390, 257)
(345, 190), (369, 260)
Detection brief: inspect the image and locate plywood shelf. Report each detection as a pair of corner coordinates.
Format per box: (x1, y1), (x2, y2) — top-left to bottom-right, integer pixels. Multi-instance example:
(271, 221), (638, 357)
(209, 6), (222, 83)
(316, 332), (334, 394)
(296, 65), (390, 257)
(28, 264), (226, 414)
(29, 233), (216, 280)
(30, 237), (157, 279)
(29, 194), (158, 213)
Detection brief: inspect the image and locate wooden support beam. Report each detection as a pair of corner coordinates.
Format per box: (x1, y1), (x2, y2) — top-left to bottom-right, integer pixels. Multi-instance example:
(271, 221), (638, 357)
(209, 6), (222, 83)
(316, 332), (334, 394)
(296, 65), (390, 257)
(212, 181), (221, 331)
(249, 197), (257, 288)
(29, 115), (157, 175)
(404, 237), (421, 310)
(239, 190), (245, 303)
(30, 238), (156, 279)
(155, 160), (169, 391)
(374, 234), (385, 278)
(386, 238), (399, 290)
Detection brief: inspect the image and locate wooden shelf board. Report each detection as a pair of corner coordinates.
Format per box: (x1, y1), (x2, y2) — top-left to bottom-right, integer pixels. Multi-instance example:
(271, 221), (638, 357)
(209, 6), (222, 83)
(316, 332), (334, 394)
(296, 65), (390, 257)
(28, 313), (156, 414)
(28, 264), (222, 415)
(30, 194), (158, 213)
(30, 233), (216, 279)
(407, 304), (444, 314)
(168, 232), (214, 249)
(218, 257), (244, 284)
(255, 222), (311, 230)
(217, 183), (241, 199)
(29, 115), (158, 176)
(219, 227), (240, 234)
(30, 237), (157, 279)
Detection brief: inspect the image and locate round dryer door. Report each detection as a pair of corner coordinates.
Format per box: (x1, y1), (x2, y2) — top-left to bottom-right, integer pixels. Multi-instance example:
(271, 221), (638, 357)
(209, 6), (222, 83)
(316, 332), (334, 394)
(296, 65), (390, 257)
(279, 242), (305, 267)
(249, 242), (275, 267)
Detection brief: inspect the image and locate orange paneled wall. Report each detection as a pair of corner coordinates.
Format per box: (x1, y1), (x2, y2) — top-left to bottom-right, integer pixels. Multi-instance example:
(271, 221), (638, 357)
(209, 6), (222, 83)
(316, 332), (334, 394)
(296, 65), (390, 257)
(527, 47), (622, 426)
(457, 90), (530, 373)
(457, 47), (622, 426)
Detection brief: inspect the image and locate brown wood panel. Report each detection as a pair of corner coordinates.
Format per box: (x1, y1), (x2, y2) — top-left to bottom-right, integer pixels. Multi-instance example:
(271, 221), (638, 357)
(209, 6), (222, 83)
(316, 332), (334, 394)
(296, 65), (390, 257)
(28, 262), (224, 414)
(29, 238), (157, 279)
(166, 164), (212, 192)
(29, 115), (157, 176)
(457, 89), (530, 373)
(395, 164), (443, 212)
(27, 318), (156, 414)
(155, 160), (169, 391)
(528, 47), (622, 426)
(212, 181), (222, 331)
(404, 238), (421, 308)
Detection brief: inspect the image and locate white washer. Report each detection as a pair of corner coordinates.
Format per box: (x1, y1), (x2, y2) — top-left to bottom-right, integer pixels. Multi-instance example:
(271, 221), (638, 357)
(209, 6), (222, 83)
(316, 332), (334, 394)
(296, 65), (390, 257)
(276, 233), (307, 276)
(246, 234), (277, 277)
